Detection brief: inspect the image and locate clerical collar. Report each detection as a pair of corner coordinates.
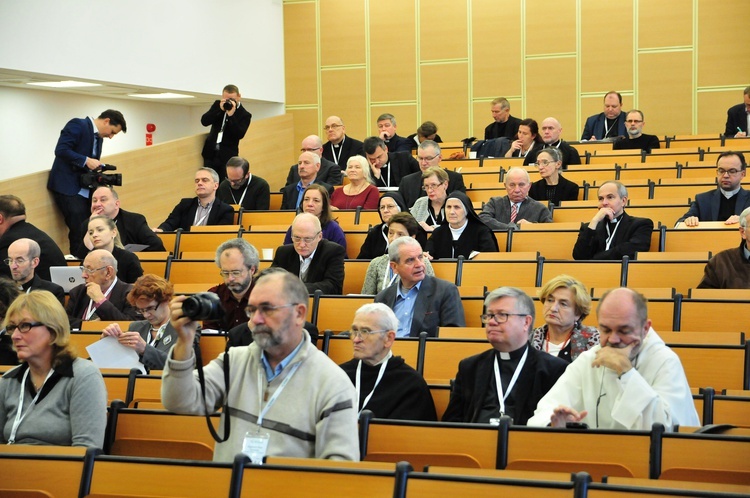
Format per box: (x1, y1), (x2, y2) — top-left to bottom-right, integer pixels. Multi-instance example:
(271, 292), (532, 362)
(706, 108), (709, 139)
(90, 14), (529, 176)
(497, 343), (528, 361)
(547, 139), (562, 148)
(720, 186), (741, 199)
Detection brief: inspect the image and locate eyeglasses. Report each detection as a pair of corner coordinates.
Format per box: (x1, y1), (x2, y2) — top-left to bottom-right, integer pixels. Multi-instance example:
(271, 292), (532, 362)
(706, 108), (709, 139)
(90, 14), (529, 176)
(323, 124), (342, 131)
(417, 154), (439, 162)
(480, 312), (528, 324)
(219, 269), (248, 278)
(349, 327), (388, 339)
(291, 232), (321, 244)
(300, 147), (320, 153)
(717, 168), (742, 176)
(79, 265), (108, 274)
(6, 321), (44, 334)
(245, 303), (298, 318)
(228, 178), (246, 186)
(422, 182), (445, 191)
(625, 119), (643, 124)
(536, 160), (557, 167)
(3, 257), (28, 266)
(136, 304), (159, 314)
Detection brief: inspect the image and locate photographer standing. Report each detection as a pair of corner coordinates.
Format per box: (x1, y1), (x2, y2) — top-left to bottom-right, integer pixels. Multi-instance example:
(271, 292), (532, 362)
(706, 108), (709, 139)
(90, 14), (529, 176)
(47, 110), (127, 254)
(201, 85), (252, 182)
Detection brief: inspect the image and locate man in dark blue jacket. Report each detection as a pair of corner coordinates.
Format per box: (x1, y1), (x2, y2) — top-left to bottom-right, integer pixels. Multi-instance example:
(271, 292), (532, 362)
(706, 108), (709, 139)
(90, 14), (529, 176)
(47, 109), (127, 253)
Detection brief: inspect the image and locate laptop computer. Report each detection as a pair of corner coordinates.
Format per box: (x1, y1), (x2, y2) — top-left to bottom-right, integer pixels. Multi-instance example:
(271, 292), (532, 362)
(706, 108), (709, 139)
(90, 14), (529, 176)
(49, 266), (86, 292)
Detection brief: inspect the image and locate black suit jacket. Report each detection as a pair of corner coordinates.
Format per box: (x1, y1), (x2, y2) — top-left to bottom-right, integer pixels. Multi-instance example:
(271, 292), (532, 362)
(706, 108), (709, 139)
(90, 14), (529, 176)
(373, 152), (420, 188)
(73, 209), (166, 259)
(0, 221), (67, 282)
(725, 103), (749, 136)
(271, 239), (346, 294)
(374, 275), (465, 337)
(398, 169), (466, 208)
(21, 274), (65, 305)
(572, 211), (654, 260)
(677, 188), (750, 224)
(66, 279), (139, 329)
(442, 346), (568, 425)
(323, 136), (364, 169)
(484, 116), (522, 141)
(384, 134), (412, 153)
(280, 180), (334, 210)
(200, 101), (252, 171)
(528, 175), (580, 206)
(216, 175), (271, 211)
(285, 157), (342, 186)
(157, 197), (234, 232)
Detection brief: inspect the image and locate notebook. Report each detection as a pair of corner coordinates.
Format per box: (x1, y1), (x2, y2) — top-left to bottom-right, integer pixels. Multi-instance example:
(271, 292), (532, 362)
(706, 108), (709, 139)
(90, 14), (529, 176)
(49, 266), (86, 292)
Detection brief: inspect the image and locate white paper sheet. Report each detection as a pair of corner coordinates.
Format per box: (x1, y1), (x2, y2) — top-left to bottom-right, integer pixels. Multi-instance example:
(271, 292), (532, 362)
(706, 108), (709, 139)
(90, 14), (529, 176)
(86, 336), (146, 374)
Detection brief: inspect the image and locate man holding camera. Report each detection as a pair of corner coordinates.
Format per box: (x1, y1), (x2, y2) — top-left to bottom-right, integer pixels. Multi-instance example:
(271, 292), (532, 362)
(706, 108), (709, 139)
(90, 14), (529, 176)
(201, 85), (252, 182)
(47, 109), (127, 254)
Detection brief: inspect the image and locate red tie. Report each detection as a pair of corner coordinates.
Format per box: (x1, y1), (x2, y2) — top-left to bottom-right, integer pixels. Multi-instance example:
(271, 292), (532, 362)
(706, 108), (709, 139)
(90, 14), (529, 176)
(510, 203), (518, 224)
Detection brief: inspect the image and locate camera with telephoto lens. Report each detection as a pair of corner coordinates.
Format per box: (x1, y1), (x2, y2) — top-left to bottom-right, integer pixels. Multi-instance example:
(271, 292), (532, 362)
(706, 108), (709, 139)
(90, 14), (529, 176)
(222, 98), (236, 111)
(182, 292), (225, 321)
(80, 164), (122, 189)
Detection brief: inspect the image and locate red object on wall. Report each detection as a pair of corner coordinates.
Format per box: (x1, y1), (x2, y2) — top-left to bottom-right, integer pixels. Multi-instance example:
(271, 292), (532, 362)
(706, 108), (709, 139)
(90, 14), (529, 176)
(146, 123), (156, 146)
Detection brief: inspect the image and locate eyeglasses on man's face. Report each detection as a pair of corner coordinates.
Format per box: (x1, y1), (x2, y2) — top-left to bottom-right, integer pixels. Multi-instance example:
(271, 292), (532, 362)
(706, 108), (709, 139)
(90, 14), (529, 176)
(480, 312), (528, 324)
(3, 257), (28, 266)
(219, 269), (248, 278)
(717, 168), (742, 176)
(348, 327), (388, 339)
(323, 124), (342, 131)
(291, 232), (321, 244)
(245, 303), (298, 319)
(80, 265), (108, 274)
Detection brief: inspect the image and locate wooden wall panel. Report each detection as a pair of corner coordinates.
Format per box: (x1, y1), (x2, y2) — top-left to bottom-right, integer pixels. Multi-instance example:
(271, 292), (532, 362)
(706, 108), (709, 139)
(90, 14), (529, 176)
(420, 63), (470, 142)
(419, 0), (468, 61)
(698, 91), (741, 136)
(525, 57), (578, 141)
(471, 0), (522, 98)
(697, 0), (750, 87)
(638, 51), (693, 137)
(580, 0), (634, 94)
(369, 105), (417, 141)
(638, 0), (693, 48)
(369, 0), (416, 102)
(321, 68), (368, 141)
(286, 108), (320, 157)
(284, 2), (319, 106)
(320, 0), (366, 66)
(240, 114), (296, 192)
(526, 0), (576, 55)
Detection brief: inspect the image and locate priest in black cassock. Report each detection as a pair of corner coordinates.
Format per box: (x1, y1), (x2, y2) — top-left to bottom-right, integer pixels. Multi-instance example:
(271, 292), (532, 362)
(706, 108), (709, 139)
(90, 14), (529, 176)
(442, 287), (568, 425)
(339, 303), (437, 421)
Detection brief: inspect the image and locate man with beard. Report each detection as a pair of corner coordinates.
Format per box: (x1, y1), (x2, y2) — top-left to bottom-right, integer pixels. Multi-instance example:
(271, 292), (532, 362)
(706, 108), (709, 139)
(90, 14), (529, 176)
(6, 238), (65, 305)
(612, 110), (660, 153)
(162, 269), (359, 462)
(201, 238), (259, 332)
(528, 288), (699, 431)
(216, 157), (271, 211)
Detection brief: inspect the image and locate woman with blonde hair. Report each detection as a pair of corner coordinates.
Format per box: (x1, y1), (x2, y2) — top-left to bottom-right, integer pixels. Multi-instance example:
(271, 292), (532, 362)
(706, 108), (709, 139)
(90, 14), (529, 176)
(87, 215), (143, 283)
(529, 275), (599, 362)
(0, 290), (106, 446)
(330, 155), (380, 210)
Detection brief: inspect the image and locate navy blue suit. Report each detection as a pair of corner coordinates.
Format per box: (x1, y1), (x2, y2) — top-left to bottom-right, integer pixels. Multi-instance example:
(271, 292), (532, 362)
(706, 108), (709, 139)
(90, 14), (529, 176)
(677, 188), (750, 225)
(725, 103), (749, 136)
(47, 117), (101, 253)
(580, 112), (627, 141)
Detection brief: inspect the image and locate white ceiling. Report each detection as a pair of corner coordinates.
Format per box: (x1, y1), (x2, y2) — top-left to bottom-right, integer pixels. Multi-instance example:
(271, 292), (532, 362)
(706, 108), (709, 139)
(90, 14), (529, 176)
(0, 68), (218, 106)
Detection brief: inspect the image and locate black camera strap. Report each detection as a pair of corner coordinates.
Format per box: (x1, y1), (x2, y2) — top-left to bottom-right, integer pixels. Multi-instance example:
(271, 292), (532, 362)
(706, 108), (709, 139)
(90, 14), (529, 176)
(194, 336), (231, 444)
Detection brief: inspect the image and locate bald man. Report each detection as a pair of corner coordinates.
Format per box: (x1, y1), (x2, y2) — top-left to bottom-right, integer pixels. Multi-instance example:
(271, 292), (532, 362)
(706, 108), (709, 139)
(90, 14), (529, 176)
(7, 238), (64, 305)
(321, 117), (364, 170)
(534, 117), (582, 168)
(286, 135), (343, 186)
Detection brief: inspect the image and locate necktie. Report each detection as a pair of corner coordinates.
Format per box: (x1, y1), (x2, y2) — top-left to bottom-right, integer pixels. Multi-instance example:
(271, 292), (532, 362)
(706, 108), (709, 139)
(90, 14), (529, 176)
(510, 203), (518, 224)
(93, 133), (100, 157)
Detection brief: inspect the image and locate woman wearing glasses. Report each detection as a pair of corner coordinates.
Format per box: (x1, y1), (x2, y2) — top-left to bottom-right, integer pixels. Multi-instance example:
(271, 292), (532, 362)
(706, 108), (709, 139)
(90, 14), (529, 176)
(361, 213), (434, 294)
(100, 274), (180, 371)
(87, 215), (144, 283)
(330, 156), (379, 210)
(529, 275), (599, 363)
(528, 148), (580, 207)
(284, 184), (347, 250)
(0, 290), (106, 447)
(410, 167), (449, 233)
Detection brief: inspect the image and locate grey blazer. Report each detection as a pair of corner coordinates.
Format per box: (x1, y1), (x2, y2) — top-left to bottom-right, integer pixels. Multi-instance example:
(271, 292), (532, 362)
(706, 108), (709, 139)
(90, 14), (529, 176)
(479, 195), (553, 230)
(374, 275), (465, 337)
(129, 320), (180, 371)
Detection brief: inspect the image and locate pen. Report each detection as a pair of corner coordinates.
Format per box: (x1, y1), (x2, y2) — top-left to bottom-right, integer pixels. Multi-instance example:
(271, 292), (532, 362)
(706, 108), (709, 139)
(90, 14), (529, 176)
(738, 127), (743, 133)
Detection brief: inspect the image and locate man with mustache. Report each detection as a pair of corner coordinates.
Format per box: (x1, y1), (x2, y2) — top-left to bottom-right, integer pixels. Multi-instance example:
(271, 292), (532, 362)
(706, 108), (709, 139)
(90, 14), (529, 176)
(163, 269), (359, 462)
(528, 288), (699, 431)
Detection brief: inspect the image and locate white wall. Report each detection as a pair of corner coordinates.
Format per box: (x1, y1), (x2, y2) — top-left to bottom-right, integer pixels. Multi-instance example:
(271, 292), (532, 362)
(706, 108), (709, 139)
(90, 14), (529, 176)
(0, 87), (284, 181)
(0, 0), (285, 102)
